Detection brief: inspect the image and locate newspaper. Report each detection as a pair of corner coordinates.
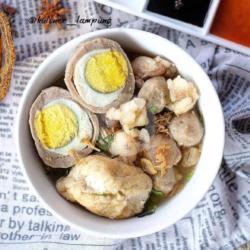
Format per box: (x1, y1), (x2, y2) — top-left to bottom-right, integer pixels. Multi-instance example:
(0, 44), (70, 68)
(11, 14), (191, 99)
(0, 0), (250, 249)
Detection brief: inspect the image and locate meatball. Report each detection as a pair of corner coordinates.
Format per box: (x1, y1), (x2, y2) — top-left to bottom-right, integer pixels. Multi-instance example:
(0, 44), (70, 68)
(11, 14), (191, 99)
(153, 168), (177, 194)
(154, 56), (178, 79)
(169, 111), (204, 147)
(143, 134), (182, 173)
(56, 155), (152, 219)
(131, 56), (177, 80)
(138, 76), (170, 114)
(131, 56), (166, 79)
(181, 147), (201, 167)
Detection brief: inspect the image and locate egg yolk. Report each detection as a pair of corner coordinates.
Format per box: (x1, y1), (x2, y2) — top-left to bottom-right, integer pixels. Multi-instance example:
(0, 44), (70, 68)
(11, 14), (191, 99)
(34, 104), (78, 149)
(85, 50), (128, 93)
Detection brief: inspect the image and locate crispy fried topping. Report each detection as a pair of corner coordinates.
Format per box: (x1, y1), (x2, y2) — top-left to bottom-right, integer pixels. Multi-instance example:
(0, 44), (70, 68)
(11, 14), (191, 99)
(155, 144), (172, 175)
(140, 158), (157, 175)
(101, 126), (119, 137)
(81, 138), (100, 152)
(154, 111), (173, 135)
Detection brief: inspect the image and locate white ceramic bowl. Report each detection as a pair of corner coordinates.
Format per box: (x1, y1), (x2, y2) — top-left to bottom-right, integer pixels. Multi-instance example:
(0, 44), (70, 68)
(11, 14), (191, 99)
(16, 28), (224, 239)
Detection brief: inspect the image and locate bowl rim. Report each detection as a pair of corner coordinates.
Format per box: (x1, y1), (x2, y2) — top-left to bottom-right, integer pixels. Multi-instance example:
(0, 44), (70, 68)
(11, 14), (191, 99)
(16, 28), (225, 239)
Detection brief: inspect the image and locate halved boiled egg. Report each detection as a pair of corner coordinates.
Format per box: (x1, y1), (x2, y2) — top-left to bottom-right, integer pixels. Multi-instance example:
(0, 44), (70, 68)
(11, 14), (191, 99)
(65, 38), (135, 113)
(29, 87), (99, 168)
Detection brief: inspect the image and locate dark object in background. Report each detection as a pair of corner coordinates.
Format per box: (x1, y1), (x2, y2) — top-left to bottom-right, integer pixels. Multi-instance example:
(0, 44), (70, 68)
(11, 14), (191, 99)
(147, 0), (212, 27)
(233, 118), (250, 134)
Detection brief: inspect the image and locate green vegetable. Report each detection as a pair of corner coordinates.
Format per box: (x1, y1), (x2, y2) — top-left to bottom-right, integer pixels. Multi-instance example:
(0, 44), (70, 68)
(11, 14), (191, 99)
(97, 134), (114, 152)
(151, 188), (165, 197)
(185, 170), (194, 182)
(150, 105), (158, 114)
(137, 204), (157, 217)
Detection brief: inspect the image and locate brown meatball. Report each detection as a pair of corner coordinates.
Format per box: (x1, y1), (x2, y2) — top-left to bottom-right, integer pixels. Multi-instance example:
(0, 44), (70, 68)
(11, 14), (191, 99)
(143, 134), (182, 168)
(153, 168), (177, 194)
(181, 146), (201, 167)
(169, 111), (204, 147)
(138, 76), (170, 113)
(131, 56), (166, 79)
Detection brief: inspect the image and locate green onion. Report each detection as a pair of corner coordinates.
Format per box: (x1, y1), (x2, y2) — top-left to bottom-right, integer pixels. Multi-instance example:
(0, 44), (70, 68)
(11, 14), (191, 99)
(151, 188), (165, 197)
(186, 170), (194, 182)
(137, 204), (157, 217)
(150, 105), (158, 114)
(96, 134), (114, 152)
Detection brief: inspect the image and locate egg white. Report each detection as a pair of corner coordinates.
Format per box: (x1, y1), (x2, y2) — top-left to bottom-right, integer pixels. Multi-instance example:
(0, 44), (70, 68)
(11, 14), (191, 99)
(74, 49), (125, 108)
(43, 99), (93, 156)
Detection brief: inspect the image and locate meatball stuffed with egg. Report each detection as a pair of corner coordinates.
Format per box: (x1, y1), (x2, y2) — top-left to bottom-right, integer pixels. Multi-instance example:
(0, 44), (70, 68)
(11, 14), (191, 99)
(65, 37), (135, 113)
(29, 87), (99, 168)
